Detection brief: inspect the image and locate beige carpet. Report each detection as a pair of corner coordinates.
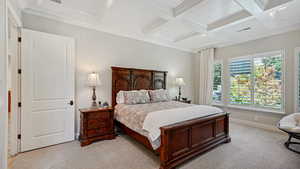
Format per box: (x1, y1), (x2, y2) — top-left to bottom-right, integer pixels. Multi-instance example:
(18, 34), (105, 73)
(10, 123), (300, 169)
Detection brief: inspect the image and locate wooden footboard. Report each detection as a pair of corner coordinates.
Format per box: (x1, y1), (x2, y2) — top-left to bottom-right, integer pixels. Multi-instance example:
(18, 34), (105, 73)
(159, 113), (231, 169)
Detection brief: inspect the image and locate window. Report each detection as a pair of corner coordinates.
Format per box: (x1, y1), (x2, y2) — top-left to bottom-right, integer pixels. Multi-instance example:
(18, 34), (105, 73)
(253, 55), (283, 109)
(230, 51), (283, 110)
(213, 62), (222, 103)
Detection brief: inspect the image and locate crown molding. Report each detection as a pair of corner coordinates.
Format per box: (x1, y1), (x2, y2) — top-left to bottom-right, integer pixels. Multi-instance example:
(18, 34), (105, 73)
(22, 8), (195, 53)
(173, 0), (206, 17)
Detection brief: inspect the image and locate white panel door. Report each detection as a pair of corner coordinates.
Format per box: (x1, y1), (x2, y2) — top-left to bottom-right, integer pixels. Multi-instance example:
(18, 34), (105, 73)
(21, 29), (75, 152)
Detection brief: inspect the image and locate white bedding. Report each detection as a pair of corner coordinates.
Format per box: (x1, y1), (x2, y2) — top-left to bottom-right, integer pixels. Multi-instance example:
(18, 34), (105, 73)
(143, 105), (224, 144)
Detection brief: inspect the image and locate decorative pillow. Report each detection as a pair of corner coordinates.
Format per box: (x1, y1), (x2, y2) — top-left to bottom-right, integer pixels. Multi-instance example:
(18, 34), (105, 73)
(149, 89), (170, 102)
(123, 90), (150, 104)
(116, 91), (125, 104)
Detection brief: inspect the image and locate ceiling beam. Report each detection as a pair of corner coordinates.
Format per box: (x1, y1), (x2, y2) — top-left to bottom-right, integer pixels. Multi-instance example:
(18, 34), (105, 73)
(234, 0), (265, 15)
(142, 18), (169, 34)
(143, 0), (206, 35)
(265, 0), (292, 10)
(181, 19), (207, 32)
(207, 10), (252, 31)
(172, 19), (207, 42)
(173, 32), (200, 42)
(146, 0), (288, 42)
(173, 0), (206, 17)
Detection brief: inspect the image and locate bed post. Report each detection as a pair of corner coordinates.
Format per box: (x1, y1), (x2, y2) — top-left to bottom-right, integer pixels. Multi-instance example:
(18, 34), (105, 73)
(159, 129), (169, 169)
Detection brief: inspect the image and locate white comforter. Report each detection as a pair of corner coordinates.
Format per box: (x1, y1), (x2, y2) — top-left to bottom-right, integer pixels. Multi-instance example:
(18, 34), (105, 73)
(143, 105), (224, 143)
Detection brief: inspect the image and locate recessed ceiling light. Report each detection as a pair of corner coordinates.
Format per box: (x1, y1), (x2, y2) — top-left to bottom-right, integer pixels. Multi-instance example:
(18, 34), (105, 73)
(201, 33), (207, 37)
(269, 11), (276, 17)
(237, 27), (251, 32)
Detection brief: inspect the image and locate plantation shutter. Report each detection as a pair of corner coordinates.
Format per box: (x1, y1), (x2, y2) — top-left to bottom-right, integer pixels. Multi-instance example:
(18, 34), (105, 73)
(253, 54), (283, 110)
(229, 59), (252, 105)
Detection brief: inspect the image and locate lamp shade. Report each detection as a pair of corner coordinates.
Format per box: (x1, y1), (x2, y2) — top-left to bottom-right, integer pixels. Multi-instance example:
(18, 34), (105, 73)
(87, 72), (101, 87)
(175, 77), (185, 86)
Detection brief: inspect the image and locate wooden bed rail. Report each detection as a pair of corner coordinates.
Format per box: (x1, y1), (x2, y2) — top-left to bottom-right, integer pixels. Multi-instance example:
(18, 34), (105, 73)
(159, 113), (231, 169)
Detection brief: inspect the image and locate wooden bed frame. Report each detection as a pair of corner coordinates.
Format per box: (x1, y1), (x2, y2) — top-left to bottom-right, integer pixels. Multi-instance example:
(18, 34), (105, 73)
(112, 66), (231, 169)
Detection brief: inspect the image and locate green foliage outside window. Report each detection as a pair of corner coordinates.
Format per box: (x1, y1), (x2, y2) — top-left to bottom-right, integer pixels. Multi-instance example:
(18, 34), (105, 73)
(213, 63), (222, 102)
(230, 74), (251, 105)
(254, 56), (282, 109)
(230, 54), (283, 110)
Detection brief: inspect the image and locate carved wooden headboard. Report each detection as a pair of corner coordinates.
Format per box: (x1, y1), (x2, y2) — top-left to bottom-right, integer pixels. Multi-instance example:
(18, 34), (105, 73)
(111, 66), (168, 107)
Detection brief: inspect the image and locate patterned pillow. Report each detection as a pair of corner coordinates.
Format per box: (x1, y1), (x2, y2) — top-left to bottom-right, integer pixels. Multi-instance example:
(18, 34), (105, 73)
(116, 91), (125, 104)
(149, 89), (170, 102)
(123, 90), (150, 104)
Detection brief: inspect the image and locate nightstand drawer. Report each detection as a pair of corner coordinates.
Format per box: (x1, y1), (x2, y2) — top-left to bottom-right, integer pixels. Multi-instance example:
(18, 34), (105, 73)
(87, 127), (112, 137)
(87, 119), (110, 129)
(88, 111), (110, 120)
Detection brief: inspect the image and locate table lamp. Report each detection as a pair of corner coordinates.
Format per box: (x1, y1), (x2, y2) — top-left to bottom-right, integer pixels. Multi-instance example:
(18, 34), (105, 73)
(175, 77), (185, 101)
(87, 72), (101, 108)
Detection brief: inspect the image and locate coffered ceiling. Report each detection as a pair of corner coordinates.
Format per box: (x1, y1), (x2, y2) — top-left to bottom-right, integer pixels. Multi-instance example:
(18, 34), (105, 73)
(12, 0), (300, 52)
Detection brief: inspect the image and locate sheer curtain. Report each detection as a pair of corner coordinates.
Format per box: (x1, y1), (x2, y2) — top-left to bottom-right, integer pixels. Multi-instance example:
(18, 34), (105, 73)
(198, 48), (215, 105)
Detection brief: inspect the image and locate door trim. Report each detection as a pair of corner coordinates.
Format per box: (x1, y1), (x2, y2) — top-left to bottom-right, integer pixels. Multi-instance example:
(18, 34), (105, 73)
(7, 10), (22, 157)
(0, 0), (8, 168)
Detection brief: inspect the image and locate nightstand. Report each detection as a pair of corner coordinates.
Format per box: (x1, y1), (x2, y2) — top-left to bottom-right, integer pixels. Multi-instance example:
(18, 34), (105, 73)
(79, 107), (115, 146)
(179, 100), (192, 104)
(173, 99), (192, 104)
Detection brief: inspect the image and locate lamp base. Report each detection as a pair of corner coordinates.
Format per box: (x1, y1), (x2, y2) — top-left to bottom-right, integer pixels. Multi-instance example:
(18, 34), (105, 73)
(91, 87), (98, 108)
(178, 86), (182, 101)
(91, 101), (98, 108)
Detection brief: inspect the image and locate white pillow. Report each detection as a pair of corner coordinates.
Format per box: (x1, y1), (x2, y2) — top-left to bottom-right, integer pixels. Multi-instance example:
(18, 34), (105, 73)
(116, 91), (125, 104)
(149, 89), (170, 102)
(123, 90), (151, 104)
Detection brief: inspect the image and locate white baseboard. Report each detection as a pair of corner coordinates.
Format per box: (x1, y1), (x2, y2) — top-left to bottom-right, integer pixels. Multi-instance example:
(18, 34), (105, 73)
(230, 118), (285, 134)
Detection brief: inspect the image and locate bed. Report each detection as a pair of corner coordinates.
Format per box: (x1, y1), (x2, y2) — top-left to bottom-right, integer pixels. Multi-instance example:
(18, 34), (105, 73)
(112, 66), (231, 169)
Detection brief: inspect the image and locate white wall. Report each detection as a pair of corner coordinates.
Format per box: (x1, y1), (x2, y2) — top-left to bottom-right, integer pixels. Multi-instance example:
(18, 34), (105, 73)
(0, 0), (8, 168)
(22, 13), (195, 136)
(198, 30), (300, 127)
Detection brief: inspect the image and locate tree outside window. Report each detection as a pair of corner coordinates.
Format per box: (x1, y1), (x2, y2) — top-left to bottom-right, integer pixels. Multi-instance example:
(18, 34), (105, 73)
(213, 63), (222, 103)
(229, 52), (283, 110)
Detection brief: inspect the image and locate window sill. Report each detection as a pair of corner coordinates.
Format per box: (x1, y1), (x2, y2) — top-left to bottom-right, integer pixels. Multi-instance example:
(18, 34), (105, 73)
(221, 105), (285, 115)
(212, 102), (224, 107)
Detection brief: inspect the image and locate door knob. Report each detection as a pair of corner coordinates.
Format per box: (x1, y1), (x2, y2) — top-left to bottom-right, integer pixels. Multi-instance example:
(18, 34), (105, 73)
(69, 100), (74, 106)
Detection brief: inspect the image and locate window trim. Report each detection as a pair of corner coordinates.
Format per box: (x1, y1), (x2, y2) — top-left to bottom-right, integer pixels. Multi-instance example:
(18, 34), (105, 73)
(295, 47), (300, 112)
(212, 60), (223, 105)
(228, 50), (285, 113)
(224, 105), (285, 114)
